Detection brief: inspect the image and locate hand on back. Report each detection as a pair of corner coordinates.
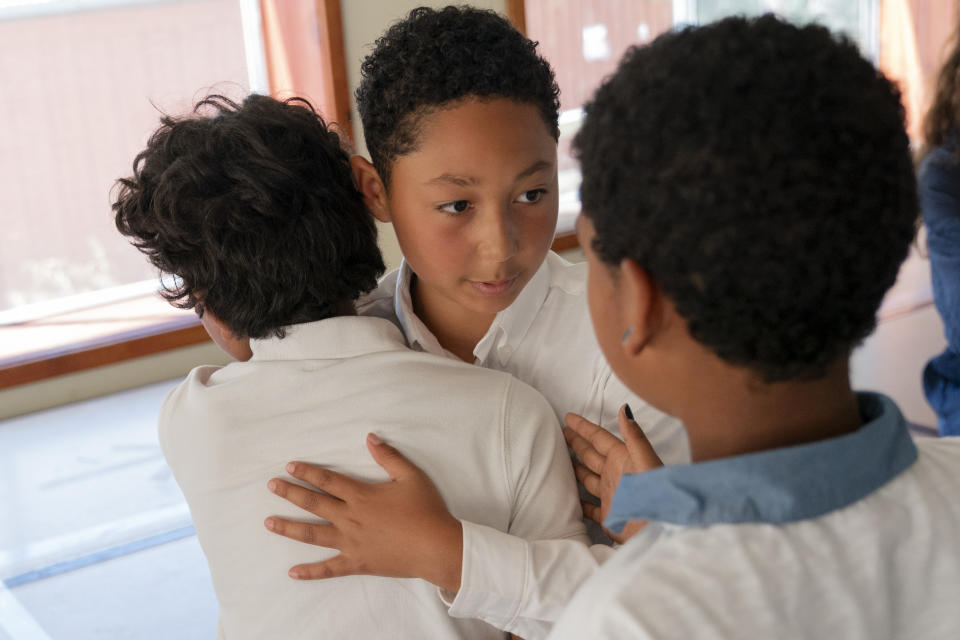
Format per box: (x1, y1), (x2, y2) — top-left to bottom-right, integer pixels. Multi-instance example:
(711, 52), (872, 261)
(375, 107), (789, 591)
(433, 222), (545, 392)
(264, 433), (464, 593)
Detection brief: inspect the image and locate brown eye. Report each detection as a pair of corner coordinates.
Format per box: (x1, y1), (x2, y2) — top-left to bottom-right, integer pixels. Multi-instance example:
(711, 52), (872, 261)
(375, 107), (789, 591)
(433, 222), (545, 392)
(438, 200), (471, 214)
(517, 189), (546, 203)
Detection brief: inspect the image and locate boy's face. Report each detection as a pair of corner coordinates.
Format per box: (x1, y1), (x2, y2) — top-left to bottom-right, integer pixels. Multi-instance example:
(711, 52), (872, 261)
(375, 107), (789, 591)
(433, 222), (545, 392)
(380, 98), (559, 318)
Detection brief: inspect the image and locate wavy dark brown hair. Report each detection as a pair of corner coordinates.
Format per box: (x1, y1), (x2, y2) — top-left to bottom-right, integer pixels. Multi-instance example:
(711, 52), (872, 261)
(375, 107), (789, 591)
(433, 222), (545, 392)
(113, 94), (385, 339)
(921, 21), (960, 160)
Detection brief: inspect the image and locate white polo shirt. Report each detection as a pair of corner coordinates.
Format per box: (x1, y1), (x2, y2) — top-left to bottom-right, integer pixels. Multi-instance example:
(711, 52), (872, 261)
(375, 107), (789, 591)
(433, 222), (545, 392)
(159, 316), (587, 640)
(357, 251), (690, 638)
(549, 393), (960, 639)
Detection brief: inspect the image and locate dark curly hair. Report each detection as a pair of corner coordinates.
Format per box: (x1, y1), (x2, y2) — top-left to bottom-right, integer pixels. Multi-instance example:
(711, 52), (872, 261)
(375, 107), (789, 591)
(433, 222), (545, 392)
(356, 5), (560, 185)
(113, 94), (385, 340)
(574, 15), (918, 383)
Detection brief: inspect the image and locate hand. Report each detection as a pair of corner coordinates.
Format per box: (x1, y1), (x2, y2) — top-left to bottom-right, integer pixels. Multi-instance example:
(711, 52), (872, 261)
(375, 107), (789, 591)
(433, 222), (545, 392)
(264, 433), (464, 593)
(563, 405), (663, 543)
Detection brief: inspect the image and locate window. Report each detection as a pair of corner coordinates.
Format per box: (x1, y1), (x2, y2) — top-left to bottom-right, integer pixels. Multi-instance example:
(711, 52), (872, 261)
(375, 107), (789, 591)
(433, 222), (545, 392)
(522, 0), (952, 236)
(0, 0), (265, 318)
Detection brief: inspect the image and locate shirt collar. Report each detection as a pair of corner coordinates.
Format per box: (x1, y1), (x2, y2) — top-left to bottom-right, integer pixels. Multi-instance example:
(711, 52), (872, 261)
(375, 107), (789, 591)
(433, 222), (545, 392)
(393, 260), (453, 358)
(250, 316), (407, 362)
(606, 392), (919, 532)
(392, 257), (552, 366)
(474, 256), (551, 366)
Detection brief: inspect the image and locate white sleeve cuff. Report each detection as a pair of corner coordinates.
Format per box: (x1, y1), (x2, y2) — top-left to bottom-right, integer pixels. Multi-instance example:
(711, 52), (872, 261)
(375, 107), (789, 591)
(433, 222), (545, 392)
(439, 520), (529, 629)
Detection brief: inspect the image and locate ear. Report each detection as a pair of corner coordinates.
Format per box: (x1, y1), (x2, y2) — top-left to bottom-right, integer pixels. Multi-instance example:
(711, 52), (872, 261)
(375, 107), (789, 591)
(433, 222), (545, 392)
(618, 258), (660, 357)
(350, 155), (391, 223)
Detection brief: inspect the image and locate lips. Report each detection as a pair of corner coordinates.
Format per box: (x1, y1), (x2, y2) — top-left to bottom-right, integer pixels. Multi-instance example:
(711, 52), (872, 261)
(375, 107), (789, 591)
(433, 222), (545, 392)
(470, 276), (518, 295)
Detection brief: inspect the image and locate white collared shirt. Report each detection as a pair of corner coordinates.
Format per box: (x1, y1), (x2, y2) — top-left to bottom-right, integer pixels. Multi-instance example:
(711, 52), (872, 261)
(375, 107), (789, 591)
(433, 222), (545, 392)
(159, 316), (587, 640)
(358, 252), (690, 638)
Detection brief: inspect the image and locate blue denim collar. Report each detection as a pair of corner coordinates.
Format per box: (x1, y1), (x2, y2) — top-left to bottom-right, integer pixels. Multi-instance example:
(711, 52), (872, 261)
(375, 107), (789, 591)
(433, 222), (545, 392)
(606, 393), (918, 532)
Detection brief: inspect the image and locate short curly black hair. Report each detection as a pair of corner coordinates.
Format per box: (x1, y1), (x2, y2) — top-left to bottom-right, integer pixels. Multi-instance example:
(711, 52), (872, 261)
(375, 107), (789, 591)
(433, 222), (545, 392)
(113, 94), (385, 340)
(574, 15), (918, 383)
(356, 5), (560, 185)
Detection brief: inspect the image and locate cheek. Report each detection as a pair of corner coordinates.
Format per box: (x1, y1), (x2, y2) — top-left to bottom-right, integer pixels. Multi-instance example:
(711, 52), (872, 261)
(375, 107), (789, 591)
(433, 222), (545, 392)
(586, 268), (621, 363)
(519, 198), (560, 252)
(393, 216), (470, 276)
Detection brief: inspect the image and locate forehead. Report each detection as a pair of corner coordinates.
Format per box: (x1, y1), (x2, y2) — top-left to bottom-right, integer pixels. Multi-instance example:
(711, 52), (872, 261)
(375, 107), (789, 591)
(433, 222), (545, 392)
(400, 98), (557, 169)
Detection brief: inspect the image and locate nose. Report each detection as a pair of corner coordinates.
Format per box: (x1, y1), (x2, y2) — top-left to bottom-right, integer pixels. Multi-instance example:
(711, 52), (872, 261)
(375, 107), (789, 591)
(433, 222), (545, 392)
(477, 203), (518, 263)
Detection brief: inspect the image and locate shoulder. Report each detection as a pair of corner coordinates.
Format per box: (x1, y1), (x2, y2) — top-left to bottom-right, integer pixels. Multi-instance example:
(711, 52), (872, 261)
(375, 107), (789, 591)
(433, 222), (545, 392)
(157, 364), (240, 450)
(543, 251), (587, 296)
(907, 437), (960, 491)
(529, 252), (597, 347)
(500, 374), (561, 433)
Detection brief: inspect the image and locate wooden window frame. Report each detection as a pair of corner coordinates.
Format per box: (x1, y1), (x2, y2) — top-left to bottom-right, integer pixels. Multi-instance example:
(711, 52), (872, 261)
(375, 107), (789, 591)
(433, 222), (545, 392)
(507, 0), (580, 254)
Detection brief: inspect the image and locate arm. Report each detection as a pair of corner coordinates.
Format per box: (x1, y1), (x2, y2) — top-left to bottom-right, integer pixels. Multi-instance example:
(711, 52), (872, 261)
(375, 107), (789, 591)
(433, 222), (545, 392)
(265, 435), (614, 639)
(442, 380), (599, 639)
(264, 381), (620, 639)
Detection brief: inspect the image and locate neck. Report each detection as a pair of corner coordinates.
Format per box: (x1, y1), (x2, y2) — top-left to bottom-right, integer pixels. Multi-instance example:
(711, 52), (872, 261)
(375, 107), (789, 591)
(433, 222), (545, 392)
(411, 275), (495, 362)
(676, 360), (862, 462)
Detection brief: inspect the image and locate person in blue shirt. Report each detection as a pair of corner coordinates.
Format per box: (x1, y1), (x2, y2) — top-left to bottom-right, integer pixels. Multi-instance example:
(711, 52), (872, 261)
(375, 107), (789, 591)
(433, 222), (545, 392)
(918, 23), (960, 436)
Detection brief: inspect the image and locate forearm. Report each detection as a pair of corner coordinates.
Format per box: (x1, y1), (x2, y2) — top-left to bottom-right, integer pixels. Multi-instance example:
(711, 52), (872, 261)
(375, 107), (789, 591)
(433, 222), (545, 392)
(445, 521), (610, 639)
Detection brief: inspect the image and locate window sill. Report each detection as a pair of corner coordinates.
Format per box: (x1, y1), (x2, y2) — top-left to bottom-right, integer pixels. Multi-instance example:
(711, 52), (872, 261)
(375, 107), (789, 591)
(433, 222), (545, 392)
(0, 295), (209, 391)
(0, 233), (581, 390)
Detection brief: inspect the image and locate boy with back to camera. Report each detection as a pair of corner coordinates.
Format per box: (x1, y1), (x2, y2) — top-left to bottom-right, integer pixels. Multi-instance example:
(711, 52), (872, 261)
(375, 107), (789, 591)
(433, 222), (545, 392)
(113, 93), (587, 640)
(268, 13), (960, 640)
(555, 14), (960, 638)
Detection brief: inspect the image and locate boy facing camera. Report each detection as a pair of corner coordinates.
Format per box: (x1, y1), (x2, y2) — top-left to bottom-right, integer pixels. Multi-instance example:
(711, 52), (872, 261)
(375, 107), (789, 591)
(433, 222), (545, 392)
(113, 94), (586, 639)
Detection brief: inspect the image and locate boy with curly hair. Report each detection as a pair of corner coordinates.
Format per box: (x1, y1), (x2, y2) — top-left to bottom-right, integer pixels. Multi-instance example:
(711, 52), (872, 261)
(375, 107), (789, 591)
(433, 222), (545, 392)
(555, 14), (960, 638)
(350, 6), (685, 463)
(113, 93), (586, 639)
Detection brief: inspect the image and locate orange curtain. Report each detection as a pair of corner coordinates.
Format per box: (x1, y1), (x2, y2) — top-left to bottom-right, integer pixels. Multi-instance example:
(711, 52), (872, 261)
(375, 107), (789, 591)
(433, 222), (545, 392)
(259, 0), (352, 140)
(878, 0), (959, 142)
(879, 0), (925, 140)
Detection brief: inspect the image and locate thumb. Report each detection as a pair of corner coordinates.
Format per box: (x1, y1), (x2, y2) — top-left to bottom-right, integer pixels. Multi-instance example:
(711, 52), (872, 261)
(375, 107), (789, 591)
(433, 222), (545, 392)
(619, 406), (663, 471)
(366, 433), (418, 480)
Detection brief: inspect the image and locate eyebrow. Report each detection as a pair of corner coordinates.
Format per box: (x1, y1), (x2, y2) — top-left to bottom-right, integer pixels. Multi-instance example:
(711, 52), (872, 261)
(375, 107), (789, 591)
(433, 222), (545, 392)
(422, 159), (555, 187)
(424, 173), (478, 187)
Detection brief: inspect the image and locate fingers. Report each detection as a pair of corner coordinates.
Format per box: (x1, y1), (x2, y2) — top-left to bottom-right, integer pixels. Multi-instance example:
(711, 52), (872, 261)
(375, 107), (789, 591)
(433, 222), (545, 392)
(268, 477), (346, 518)
(573, 459), (601, 498)
(619, 406), (663, 470)
(564, 413), (623, 455)
(581, 500), (603, 524)
(289, 554), (359, 580)
(284, 462), (359, 501)
(366, 433), (421, 481)
(264, 516), (339, 549)
(563, 426), (606, 473)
